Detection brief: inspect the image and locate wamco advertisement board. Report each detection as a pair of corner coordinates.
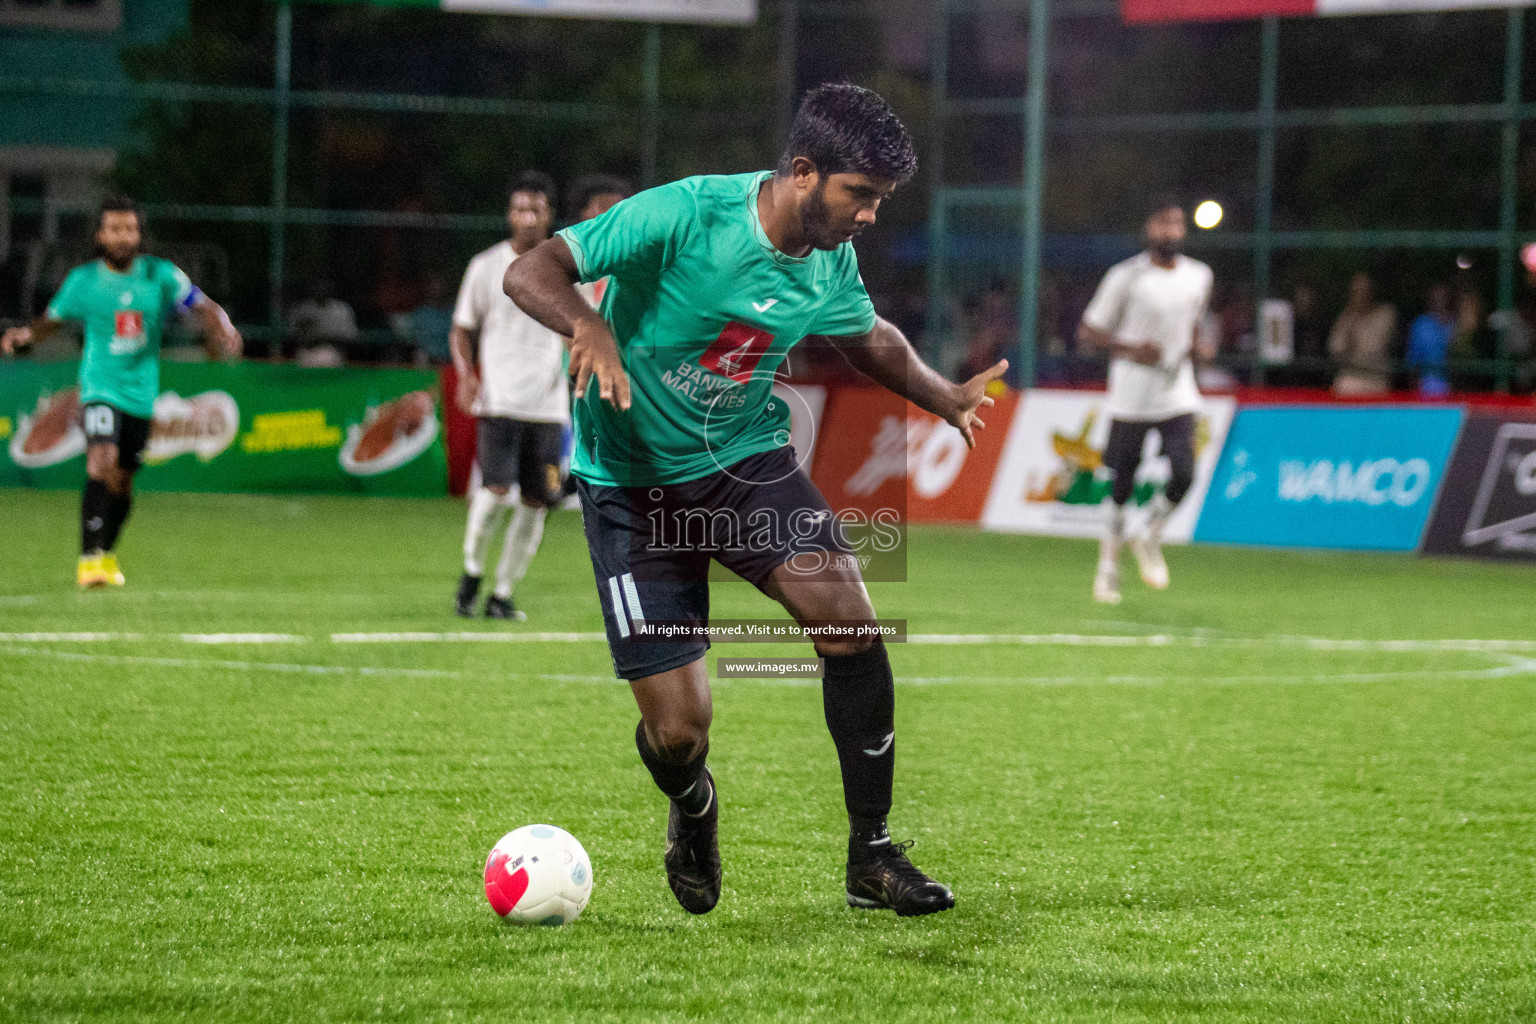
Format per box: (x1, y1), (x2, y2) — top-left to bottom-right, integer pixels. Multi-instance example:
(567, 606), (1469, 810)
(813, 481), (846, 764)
(1195, 405), (1463, 550)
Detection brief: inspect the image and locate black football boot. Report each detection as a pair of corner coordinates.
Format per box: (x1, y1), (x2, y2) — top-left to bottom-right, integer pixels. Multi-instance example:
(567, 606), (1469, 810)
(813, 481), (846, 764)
(484, 594), (526, 621)
(846, 838), (955, 917)
(664, 767), (721, 914)
(455, 573), (481, 618)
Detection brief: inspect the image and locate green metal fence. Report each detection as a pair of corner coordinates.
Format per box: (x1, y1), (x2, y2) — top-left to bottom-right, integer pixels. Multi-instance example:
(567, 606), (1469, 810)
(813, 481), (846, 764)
(0, 2), (731, 339)
(5, 0), (1533, 388)
(928, 0), (1533, 389)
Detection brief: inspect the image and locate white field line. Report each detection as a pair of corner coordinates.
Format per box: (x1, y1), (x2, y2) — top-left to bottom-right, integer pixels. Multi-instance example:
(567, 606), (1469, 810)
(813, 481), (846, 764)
(909, 634), (1536, 654)
(179, 633), (307, 644)
(330, 631), (606, 643)
(0, 630), (1533, 655)
(16, 590), (388, 604)
(0, 646), (460, 679)
(904, 656), (1536, 687)
(0, 632), (146, 642)
(0, 632), (305, 644)
(3, 646), (1532, 689)
(0, 645), (617, 683)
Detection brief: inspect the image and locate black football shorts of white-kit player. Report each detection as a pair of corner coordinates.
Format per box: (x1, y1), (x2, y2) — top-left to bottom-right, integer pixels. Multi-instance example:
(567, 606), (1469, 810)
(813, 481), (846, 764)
(1080, 249), (1214, 604)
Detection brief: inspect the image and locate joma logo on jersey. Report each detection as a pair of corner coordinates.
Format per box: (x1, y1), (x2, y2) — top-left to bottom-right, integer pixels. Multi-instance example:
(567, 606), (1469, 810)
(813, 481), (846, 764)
(110, 310), (146, 355)
(699, 322), (775, 382)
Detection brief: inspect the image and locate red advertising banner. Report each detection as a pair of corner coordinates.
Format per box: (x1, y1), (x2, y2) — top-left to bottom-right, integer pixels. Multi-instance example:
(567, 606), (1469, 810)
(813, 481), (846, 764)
(1125, 0), (1533, 24)
(809, 386), (1021, 524)
(1124, 0), (1311, 23)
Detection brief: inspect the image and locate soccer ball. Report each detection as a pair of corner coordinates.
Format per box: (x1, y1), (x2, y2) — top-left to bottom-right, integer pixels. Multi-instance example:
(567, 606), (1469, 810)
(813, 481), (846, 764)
(484, 824), (593, 926)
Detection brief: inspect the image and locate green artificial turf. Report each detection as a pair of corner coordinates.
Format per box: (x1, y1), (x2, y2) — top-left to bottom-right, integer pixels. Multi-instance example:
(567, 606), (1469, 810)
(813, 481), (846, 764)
(1, 489), (1533, 1023)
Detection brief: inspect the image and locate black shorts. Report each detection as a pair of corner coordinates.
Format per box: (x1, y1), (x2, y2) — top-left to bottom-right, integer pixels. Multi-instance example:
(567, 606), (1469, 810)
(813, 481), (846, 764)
(574, 446), (853, 680)
(477, 417), (564, 505)
(81, 402), (151, 473)
(1102, 412), (1197, 504)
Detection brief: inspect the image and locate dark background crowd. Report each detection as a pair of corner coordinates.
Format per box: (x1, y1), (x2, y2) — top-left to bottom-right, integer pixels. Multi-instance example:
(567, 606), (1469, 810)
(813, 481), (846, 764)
(4, 1), (1536, 396)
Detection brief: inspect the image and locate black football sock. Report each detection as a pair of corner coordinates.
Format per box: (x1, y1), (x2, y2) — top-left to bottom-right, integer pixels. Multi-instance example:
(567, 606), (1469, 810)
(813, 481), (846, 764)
(634, 720), (712, 817)
(822, 636), (895, 856)
(81, 479), (111, 555)
(101, 490), (132, 552)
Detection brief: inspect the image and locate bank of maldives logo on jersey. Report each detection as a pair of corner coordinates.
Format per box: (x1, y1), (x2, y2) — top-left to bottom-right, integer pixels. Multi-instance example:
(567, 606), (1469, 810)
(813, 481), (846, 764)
(1194, 406), (1463, 551)
(700, 322), (775, 383)
(111, 309), (146, 355)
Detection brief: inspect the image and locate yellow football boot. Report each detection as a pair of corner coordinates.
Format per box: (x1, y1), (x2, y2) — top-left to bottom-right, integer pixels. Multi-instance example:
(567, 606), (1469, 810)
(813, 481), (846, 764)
(77, 553), (108, 588)
(100, 552), (126, 586)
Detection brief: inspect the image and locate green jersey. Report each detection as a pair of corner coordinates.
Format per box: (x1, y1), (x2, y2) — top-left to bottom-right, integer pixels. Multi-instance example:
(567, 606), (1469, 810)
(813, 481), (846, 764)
(558, 171), (877, 486)
(47, 255), (196, 419)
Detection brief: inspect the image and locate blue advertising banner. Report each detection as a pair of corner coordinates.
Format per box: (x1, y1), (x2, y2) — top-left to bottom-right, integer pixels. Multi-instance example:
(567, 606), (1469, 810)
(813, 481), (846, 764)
(1194, 406), (1464, 551)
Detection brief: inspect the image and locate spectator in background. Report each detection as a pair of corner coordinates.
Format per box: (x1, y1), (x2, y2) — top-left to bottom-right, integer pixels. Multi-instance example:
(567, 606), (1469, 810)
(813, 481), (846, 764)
(408, 273), (454, 365)
(287, 278), (357, 368)
(565, 172), (633, 225)
(1291, 283), (1329, 386)
(1489, 292), (1536, 394)
(1215, 282), (1255, 357)
(1406, 283), (1454, 398)
(1452, 287), (1495, 366)
(1329, 272), (1396, 396)
(958, 286), (1014, 384)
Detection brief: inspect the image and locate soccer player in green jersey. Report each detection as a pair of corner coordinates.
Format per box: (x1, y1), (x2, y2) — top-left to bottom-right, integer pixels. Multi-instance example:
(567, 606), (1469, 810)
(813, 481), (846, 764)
(508, 85), (1004, 918)
(2, 194), (242, 587)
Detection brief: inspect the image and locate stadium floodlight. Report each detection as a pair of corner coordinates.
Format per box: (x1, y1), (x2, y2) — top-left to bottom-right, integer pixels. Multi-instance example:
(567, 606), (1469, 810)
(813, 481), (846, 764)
(1194, 200), (1223, 230)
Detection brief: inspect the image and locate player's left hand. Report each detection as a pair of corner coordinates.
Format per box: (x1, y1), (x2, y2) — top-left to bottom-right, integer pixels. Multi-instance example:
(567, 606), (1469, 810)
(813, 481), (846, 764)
(220, 326), (243, 358)
(948, 359), (1008, 449)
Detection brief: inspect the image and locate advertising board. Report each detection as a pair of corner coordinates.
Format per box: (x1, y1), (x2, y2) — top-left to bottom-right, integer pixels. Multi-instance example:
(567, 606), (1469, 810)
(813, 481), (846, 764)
(1194, 405), (1463, 550)
(980, 390), (1236, 542)
(1421, 412), (1536, 561)
(2, 361), (447, 497)
(810, 386), (1020, 523)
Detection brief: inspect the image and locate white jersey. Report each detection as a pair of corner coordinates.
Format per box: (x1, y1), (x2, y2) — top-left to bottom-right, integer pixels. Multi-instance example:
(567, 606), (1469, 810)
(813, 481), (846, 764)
(1082, 252), (1213, 422)
(453, 240), (569, 423)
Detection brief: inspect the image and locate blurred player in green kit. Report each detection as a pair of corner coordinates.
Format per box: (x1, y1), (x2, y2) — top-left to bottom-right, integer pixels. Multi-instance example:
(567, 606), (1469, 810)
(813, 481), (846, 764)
(2, 194), (242, 587)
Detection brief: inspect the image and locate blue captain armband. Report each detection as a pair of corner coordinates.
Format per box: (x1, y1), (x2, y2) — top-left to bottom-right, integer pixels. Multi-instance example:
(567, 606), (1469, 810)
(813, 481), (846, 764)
(177, 285), (204, 312)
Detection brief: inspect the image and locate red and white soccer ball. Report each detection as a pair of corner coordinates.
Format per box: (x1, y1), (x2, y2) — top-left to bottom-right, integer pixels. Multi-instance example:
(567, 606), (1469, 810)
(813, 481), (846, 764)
(484, 824), (593, 926)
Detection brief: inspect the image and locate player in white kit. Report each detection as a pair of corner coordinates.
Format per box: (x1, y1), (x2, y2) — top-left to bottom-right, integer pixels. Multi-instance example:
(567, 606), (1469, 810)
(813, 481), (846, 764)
(452, 171), (569, 620)
(1077, 196), (1215, 605)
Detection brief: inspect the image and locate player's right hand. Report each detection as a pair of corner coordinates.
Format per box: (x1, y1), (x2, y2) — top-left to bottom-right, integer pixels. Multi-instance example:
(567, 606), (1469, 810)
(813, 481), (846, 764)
(1, 326), (32, 355)
(570, 316), (631, 412)
(1125, 341), (1162, 366)
(455, 371), (480, 414)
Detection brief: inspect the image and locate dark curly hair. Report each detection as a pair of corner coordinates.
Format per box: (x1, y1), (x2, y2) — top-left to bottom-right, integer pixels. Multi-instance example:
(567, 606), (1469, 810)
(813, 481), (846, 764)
(98, 192), (143, 231)
(566, 173), (632, 220)
(507, 169), (558, 209)
(778, 83), (917, 185)
(94, 193), (145, 259)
